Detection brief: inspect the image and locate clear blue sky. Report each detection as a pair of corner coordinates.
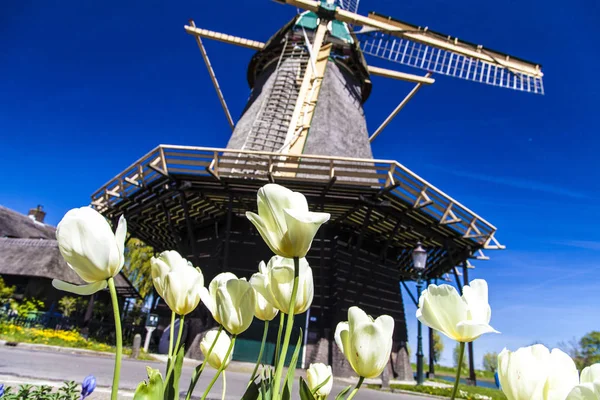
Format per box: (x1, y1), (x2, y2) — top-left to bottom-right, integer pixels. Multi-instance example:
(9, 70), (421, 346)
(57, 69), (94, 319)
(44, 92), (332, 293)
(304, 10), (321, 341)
(2, 0), (598, 368)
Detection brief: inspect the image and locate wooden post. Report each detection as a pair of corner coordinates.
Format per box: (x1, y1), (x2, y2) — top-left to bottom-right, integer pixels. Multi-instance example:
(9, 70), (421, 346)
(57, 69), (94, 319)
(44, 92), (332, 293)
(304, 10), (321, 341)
(179, 191), (200, 265)
(222, 193), (233, 271)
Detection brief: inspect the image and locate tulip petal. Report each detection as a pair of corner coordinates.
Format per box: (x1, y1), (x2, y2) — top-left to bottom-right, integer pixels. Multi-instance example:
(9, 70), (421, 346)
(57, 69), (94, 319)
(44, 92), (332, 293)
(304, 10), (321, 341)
(115, 215), (127, 263)
(455, 320), (500, 342)
(283, 208), (330, 258)
(417, 284), (467, 341)
(334, 321), (349, 355)
(580, 364), (600, 384)
(348, 306), (373, 336)
(246, 212), (283, 256)
(462, 279), (492, 324)
(52, 279), (107, 295)
(350, 322), (390, 378)
(566, 384), (598, 400)
(498, 345), (551, 400)
(200, 287), (216, 321)
(543, 348), (580, 400)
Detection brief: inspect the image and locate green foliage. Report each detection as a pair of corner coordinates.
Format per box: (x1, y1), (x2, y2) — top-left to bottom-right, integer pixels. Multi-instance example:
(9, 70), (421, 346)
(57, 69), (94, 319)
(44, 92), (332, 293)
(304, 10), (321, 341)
(1, 381), (80, 400)
(14, 298), (45, 317)
(579, 331), (600, 366)
(124, 238), (155, 299)
(134, 367), (164, 400)
(0, 276), (16, 306)
(483, 352), (499, 373)
(432, 331), (444, 364)
(367, 383), (507, 400)
(58, 297), (77, 317)
(453, 343), (468, 373)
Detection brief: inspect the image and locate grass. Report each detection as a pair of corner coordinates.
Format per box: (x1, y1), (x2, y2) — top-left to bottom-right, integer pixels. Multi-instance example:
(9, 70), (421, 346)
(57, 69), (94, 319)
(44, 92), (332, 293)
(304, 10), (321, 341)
(411, 363), (496, 382)
(0, 322), (155, 361)
(367, 383), (506, 400)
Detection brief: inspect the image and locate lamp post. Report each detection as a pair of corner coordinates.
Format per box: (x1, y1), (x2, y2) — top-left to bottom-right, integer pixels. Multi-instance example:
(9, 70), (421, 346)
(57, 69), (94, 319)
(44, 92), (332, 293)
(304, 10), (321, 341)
(412, 242), (428, 386)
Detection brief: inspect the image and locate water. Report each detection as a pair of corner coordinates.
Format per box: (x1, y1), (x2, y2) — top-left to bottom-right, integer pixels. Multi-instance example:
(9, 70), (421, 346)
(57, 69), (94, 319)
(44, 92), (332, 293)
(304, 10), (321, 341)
(437, 375), (498, 389)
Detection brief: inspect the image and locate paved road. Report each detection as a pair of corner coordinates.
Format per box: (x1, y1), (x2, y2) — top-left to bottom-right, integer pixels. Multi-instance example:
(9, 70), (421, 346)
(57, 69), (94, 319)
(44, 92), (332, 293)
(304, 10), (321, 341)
(0, 347), (427, 399)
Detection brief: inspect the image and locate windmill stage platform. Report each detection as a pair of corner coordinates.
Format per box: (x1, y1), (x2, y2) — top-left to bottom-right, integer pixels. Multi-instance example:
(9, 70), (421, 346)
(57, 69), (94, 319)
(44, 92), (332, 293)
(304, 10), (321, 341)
(91, 144), (503, 377)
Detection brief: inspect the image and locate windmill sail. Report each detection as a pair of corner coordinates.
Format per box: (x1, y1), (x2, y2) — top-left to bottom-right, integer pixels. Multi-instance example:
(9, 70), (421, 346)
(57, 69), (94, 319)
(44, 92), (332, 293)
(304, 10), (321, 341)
(356, 13), (544, 94)
(334, 0), (360, 14)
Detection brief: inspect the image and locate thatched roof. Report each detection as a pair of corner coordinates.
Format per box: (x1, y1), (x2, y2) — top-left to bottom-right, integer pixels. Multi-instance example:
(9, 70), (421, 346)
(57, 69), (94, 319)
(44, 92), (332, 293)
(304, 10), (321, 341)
(0, 205), (55, 239)
(0, 206), (139, 298)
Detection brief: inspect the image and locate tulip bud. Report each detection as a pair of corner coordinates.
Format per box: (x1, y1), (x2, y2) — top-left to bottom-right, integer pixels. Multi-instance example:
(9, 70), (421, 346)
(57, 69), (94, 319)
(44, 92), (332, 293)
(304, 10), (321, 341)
(200, 329), (233, 370)
(498, 344), (579, 400)
(216, 278), (256, 335)
(200, 272), (238, 325)
(81, 375), (97, 399)
(246, 184), (330, 258)
(151, 250), (192, 299)
(162, 265), (204, 315)
(416, 279), (499, 343)
(252, 263), (279, 322)
(335, 306), (394, 379)
(53, 207), (127, 296)
(250, 256), (313, 315)
(306, 363), (333, 397)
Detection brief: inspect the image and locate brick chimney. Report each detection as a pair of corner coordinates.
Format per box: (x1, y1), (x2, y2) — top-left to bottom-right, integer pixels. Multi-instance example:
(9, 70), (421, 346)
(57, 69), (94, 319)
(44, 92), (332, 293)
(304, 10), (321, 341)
(28, 205), (46, 223)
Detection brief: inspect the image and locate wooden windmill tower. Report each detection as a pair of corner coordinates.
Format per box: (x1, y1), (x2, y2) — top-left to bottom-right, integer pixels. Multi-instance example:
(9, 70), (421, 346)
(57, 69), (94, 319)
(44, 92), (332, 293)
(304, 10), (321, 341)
(92, 0), (543, 381)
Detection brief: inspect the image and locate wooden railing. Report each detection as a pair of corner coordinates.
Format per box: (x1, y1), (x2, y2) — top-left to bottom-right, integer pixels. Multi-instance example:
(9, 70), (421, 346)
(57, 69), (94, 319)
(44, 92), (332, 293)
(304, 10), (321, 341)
(91, 145), (502, 248)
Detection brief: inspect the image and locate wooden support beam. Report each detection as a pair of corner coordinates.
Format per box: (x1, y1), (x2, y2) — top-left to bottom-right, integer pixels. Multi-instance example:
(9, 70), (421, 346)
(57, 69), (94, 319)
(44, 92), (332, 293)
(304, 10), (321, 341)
(184, 25), (265, 50)
(414, 186), (433, 209)
(369, 72), (433, 143)
(188, 20), (235, 131)
(179, 191), (200, 265)
(400, 280), (418, 307)
(440, 203), (462, 225)
(368, 66), (435, 85)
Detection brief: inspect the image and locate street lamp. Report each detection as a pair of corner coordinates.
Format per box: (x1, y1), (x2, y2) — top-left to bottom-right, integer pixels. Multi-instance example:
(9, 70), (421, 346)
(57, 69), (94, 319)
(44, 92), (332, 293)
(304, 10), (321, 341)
(412, 242), (427, 385)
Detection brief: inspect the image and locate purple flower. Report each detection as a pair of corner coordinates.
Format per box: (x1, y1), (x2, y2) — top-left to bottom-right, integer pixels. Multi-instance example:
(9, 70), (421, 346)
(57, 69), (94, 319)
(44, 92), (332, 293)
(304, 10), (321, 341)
(80, 375), (96, 399)
(0, 383), (4, 397)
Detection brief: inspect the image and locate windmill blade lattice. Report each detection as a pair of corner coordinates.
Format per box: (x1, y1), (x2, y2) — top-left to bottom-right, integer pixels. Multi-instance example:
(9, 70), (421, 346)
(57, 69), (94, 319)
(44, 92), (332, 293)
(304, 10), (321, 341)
(334, 0), (360, 14)
(358, 31), (544, 95)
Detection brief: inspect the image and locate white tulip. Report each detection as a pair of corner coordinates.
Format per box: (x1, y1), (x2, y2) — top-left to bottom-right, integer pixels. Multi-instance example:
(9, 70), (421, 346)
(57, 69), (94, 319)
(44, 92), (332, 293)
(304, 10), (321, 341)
(498, 344), (579, 400)
(253, 263), (279, 322)
(53, 207), (126, 295)
(200, 272), (238, 324)
(334, 306), (394, 379)
(567, 364), (600, 400)
(151, 250), (192, 298)
(162, 265), (204, 315)
(246, 184), (330, 258)
(416, 279), (499, 342)
(250, 256), (313, 315)
(215, 278), (256, 335)
(306, 363), (333, 397)
(200, 329), (233, 370)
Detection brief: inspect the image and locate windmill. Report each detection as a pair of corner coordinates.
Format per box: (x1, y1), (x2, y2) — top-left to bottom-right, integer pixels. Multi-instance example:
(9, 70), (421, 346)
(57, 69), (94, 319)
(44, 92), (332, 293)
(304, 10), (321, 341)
(91, 0), (542, 380)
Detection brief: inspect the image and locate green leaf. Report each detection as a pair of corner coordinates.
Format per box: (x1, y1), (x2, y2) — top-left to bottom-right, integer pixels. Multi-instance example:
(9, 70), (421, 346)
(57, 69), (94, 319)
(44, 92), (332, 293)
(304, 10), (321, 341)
(133, 367), (164, 400)
(164, 344), (185, 400)
(282, 328), (303, 400)
(334, 385), (352, 400)
(311, 375), (331, 396)
(299, 377), (316, 400)
(241, 379), (260, 400)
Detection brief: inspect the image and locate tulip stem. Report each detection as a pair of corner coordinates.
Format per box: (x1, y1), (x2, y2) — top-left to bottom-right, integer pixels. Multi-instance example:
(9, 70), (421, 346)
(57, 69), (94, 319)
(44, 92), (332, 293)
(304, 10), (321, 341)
(107, 277), (122, 400)
(345, 376), (364, 400)
(168, 311), (176, 358)
(222, 371), (227, 400)
(164, 315), (185, 393)
(200, 335), (236, 400)
(185, 326), (223, 400)
(273, 256), (300, 399)
(249, 320), (269, 386)
(450, 342), (466, 400)
(274, 312), (284, 366)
